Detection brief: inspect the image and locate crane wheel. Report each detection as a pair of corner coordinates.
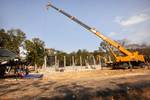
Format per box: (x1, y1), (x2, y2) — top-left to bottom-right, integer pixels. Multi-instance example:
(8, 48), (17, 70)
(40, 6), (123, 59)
(0, 67), (6, 78)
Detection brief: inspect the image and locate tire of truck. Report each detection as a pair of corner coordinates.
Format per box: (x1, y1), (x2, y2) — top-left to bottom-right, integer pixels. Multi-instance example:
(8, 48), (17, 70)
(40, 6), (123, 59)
(0, 67), (6, 78)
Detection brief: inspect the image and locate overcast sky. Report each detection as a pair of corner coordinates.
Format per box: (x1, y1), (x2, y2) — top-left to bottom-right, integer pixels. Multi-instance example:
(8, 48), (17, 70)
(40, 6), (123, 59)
(0, 0), (150, 52)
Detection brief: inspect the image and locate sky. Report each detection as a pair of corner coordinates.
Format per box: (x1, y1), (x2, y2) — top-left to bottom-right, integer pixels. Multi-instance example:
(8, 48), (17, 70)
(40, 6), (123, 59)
(0, 0), (150, 53)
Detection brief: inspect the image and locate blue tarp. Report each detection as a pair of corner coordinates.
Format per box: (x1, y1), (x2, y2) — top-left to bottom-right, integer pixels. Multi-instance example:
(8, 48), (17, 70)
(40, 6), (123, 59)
(23, 74), (43, 79)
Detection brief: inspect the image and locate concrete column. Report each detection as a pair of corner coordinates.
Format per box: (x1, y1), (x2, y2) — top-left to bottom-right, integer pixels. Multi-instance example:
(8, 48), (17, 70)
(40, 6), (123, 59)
(72, 56), (75, 66)
(99, 55), (102, 69)
(64, 56), (66, 67)
(86, 56), (89, 65)
(92, 55), (96, 65)
(80, 56), (82, 66)
(55, 56), (57, 66)
(109, 56), (111, 63)
(44, 55), (47, 69)
(87, 56), (89, 60)
(55, 55), (59, 70)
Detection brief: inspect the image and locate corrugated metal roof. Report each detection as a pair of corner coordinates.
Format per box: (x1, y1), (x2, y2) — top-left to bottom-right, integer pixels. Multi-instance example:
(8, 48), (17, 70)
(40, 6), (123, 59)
(0, 48), (16, 58)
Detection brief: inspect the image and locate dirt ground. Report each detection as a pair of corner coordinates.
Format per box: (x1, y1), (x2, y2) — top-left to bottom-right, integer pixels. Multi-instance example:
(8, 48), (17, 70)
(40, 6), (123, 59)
(0, 68), (150, 100)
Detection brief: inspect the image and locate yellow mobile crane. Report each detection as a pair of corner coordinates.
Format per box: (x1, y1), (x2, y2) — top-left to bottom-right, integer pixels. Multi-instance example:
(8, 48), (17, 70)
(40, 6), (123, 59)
(46, 2), (145, 68)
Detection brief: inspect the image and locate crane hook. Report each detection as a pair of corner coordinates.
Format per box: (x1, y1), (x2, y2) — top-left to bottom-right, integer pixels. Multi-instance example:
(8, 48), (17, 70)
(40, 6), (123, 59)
(46, 2), (51, 10)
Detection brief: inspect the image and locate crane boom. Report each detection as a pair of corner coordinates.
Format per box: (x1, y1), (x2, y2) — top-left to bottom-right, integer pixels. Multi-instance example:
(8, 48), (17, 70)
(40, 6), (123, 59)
(46, 2), (145, 65)
(47, 2), (132, 56)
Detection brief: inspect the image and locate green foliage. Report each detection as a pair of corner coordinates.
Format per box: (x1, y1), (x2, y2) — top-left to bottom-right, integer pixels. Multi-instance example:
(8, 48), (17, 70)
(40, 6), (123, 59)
(0, 28), (46, 67)
(0, 29), (9, 47)
(75, 49), (91, 65)
(25, 38), (45, 67)
(52, 49), (92, 66)
(0, 29), (26, 54)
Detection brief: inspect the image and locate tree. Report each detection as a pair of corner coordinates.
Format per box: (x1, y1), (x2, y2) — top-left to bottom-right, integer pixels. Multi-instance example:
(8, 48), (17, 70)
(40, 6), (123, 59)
(117, 39), (130, 47)
(100, 41), (108, 52)
(100, 41), (117, 62)
(25, 38), (45, 68)
(72, 49), (90, 66)
(7, 29), (26, 54)
(0, 29), (9, 47)
(0, 29), (26, 55)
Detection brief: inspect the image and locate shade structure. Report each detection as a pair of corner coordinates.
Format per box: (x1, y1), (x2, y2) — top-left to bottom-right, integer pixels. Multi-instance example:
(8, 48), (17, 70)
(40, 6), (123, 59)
(0, 48), (17, 61)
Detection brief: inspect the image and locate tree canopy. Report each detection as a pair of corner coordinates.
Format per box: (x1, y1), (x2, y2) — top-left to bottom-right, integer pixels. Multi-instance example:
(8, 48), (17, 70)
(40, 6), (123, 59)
(0, 29), (26, 54)
(25, 38), (45, 67)
(1, 28), (150, 67)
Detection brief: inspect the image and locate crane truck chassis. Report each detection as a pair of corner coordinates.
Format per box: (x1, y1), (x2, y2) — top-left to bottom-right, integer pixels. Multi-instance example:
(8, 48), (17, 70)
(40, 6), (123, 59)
(46, 2), (145, 68)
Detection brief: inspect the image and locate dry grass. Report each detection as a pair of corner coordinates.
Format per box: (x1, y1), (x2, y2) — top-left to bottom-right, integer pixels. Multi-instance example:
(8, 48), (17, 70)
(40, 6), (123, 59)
(0, 68), (150, 99)
(42, 68), (150, 81)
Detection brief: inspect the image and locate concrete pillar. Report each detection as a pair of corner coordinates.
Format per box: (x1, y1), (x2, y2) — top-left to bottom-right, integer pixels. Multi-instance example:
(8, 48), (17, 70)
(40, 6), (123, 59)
(44, 55), (47, 69)
(86, 56), (89, 65)
(55, 56), (57, 66)
(64, 56), (66, 67)
(92, 55), (96, 65)
(109, 56), (111, 63)
(80, 56), (82, 66)
(72, 56), (75, 66)
(99, 55), (102, 69)
(55, 56), (59, 70)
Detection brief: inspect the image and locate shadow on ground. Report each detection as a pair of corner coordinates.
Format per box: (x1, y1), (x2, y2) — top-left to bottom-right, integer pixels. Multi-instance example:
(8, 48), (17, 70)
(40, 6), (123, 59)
(38, 81), (150, 100)
(0, 75), (150, 100)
